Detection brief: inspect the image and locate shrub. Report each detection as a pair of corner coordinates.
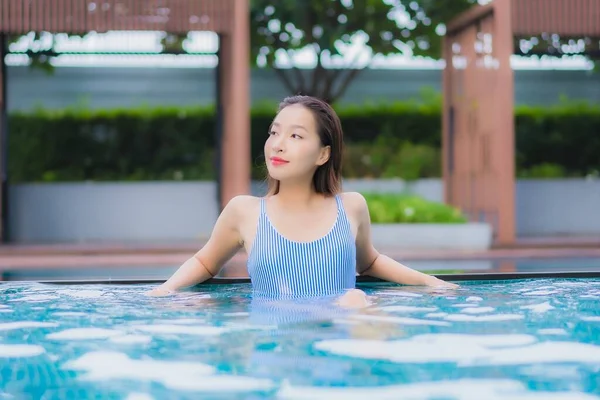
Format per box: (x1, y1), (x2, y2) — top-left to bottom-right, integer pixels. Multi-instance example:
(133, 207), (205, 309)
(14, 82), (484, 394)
(7, 98), (600, 182)
(517, 163), (568, 179)
(361, 193), (468, 224)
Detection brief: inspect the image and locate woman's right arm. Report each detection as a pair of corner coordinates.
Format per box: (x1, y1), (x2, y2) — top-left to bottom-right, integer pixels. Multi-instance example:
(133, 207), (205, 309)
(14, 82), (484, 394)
(146, 196), (247, 296)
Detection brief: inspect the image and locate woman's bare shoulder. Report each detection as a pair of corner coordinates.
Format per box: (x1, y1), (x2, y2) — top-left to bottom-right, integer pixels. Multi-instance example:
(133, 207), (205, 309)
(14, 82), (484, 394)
(227, 194), (262, 207)
(339, 192), (369, 219)
(339, 191), (368, 209)
(224, 195), (262, 216)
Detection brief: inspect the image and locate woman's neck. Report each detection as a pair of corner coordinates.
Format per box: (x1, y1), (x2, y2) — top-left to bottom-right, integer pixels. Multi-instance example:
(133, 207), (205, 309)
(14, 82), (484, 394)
(274, 180), (324, 209)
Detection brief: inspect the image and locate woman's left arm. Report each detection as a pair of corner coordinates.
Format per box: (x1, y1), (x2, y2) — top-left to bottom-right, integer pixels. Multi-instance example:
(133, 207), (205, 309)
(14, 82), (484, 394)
(349, 193), (458, 288)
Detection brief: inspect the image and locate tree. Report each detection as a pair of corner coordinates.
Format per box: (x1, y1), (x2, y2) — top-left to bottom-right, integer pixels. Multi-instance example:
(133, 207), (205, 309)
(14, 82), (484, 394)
(6, 31), (187, 75)
(250, 0), (476, 103)
(514, 34), (600, 72)
(11, 0), (598, 92)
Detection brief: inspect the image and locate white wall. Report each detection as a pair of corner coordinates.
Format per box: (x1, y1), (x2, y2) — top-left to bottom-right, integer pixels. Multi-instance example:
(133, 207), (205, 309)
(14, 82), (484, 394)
(516, 179), (600, 236)
(7, 178), (600, 243)
(8, 182), (218, 243)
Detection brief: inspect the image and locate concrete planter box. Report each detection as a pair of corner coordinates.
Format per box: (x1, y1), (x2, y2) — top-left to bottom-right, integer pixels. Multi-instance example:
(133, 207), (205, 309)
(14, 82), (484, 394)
(9, 178), (600, 243)
(370, 223), (493, 251)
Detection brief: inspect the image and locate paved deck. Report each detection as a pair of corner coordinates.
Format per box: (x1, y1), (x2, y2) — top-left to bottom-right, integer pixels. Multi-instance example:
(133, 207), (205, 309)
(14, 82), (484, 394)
(1, 238), (600, 271)
(0, 236), (598, 283)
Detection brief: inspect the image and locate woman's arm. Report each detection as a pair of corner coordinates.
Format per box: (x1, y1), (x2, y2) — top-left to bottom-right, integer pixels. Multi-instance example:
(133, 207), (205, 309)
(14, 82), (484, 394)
(146, 196), (247, 296)
(351, 193), (458, 288)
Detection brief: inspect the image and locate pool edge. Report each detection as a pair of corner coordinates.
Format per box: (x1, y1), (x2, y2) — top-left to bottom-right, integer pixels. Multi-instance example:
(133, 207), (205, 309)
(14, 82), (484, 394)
(3, 270), (599, 285)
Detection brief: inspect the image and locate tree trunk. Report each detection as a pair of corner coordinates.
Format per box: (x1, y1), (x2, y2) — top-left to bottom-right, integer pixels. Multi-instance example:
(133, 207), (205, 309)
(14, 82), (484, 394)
(273, 65), (364, 104)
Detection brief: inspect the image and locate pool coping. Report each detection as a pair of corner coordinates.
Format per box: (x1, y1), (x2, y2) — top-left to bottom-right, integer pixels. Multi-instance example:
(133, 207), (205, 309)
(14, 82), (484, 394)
(7, 270), (599, 285)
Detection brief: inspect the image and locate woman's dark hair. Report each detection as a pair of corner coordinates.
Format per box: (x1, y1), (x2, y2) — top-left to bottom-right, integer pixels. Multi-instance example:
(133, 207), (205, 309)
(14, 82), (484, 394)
(266, 95), (344, 197)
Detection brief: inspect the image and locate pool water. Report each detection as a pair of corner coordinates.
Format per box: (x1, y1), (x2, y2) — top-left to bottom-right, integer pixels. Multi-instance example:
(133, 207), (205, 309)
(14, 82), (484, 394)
(1, 278), (599, 399)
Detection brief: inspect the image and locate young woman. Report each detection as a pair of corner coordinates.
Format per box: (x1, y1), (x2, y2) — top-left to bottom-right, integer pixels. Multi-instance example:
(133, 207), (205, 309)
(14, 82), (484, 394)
(146, 95), (457, 304)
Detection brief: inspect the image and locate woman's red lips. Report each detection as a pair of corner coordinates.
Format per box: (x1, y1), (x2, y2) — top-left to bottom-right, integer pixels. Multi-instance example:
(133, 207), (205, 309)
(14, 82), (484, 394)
(270, 157), (289, 165)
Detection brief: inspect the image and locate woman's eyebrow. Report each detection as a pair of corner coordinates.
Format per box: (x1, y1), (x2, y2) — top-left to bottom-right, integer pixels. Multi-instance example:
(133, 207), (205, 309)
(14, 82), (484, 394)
(269, 122), (308, 132)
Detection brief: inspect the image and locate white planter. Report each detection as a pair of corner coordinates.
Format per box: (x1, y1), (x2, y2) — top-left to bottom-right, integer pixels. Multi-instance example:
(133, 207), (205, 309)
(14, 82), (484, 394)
(8, 182), (219, 243)
(370, 223), (493, 251)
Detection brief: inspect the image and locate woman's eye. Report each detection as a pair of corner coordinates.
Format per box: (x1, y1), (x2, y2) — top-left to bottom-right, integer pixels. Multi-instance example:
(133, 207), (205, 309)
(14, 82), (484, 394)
(291, 133), (302, 139)
(268, 131), (277, 136)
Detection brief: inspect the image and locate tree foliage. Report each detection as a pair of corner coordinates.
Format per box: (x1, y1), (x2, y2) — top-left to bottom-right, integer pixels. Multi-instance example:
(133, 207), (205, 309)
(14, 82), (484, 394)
(7, 0), (599, 101)
(513, 34), (600, 71)
(250, 0), (476, 103)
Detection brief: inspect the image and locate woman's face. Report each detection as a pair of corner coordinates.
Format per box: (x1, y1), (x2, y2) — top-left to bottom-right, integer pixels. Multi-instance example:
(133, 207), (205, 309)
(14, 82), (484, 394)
(264, 104), (330, 182)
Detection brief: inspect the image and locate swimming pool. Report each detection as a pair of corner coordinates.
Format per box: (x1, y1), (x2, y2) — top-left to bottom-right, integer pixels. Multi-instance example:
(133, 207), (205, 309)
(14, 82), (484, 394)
(1, 278), (599, 399)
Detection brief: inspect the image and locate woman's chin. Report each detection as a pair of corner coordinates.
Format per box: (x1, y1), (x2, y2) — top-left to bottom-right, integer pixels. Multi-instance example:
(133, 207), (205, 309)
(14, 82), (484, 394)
(266, 170), (286, 181)
(268, 174), (286, 182)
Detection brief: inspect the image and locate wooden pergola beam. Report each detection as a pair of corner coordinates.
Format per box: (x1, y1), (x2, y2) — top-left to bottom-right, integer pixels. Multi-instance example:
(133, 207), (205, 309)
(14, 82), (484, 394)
(511, 0), (600, 37)
(0, 0), (234, 34)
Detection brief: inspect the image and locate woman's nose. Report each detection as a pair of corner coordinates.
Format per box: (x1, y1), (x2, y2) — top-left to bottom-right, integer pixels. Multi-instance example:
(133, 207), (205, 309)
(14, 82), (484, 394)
(271, 136), (285, 152)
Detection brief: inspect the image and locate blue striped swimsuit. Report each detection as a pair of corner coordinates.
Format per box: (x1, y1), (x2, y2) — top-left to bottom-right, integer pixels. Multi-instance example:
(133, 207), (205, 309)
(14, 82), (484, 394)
(247, 194), (357, 299)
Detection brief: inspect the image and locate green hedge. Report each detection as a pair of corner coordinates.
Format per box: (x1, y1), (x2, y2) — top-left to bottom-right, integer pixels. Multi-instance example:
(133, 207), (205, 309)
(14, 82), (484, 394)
(362, 193), (467, 224)
(7, 99), (600, 182)
(515, 100), (600, 178)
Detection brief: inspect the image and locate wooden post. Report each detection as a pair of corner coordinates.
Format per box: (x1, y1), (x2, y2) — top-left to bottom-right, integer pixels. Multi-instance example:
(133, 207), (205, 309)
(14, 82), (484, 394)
(442, 34), (454, 206)
(219, 0), (251, 209)
(0, 33), (8, 243)
(492, 0), (516, 245)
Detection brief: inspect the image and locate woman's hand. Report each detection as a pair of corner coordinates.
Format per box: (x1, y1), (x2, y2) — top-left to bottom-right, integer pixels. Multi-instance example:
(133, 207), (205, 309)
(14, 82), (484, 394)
(428, 277), (460, 289)
(144, 285), (175, 297)
(337, 289), (372, 309)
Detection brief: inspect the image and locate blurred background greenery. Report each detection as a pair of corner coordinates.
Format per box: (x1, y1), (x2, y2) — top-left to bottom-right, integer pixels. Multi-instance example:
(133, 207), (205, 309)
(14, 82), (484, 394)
(9, 95), (599, 183)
